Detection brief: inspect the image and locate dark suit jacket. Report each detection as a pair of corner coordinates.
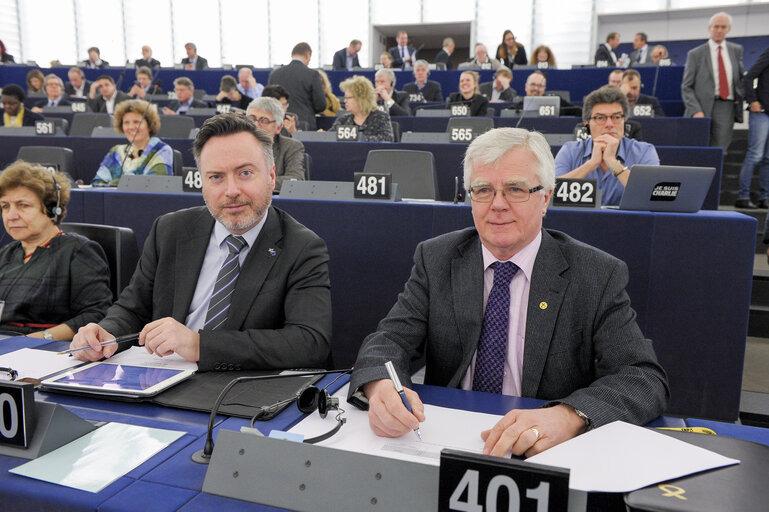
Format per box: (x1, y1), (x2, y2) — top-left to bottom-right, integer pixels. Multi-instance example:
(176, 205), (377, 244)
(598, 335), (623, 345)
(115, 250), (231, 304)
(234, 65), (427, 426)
(332, 48), (360, 70)
(0, 108), (44, 126)
(744, 46), (769, 111)
(135, 58), (161, 68)
(273, 134), (305, 192)
(349, 228), (669, 428)
(594, 44), (617, 65)
(181, 56), (209, 70)
(682, 41), (744, 121)
(268, 60), (326, 130)
(88, 91), (131, 113)
(99, 206), (332, 371)
(434, 48), (452, 70)
(33, 97), (72, 109)
(166, 98), (210, 113)
(378, 90), (411, 116)
(479, 82), (516, 102)
(631, 94), (665, 117)
(81, 59), (109, 69)
(64, 80), (92, 98)
(403, 80), (443, 102)
(389, 45), (417, 69)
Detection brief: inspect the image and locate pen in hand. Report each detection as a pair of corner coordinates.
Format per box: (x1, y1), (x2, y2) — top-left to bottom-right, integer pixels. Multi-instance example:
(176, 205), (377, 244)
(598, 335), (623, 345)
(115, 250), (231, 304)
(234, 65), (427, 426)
(385, 360), (422, 440)
(57, 333), (140, 355)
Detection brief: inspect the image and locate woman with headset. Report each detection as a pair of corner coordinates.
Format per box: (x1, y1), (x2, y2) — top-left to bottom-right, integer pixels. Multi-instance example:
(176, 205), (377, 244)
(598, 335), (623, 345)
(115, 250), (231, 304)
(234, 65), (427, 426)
(0, 161), (112, 340)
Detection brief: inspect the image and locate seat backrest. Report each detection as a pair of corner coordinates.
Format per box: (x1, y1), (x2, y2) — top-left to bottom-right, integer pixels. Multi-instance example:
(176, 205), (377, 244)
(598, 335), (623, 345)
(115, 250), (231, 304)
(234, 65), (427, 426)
(446, 117), (494, 137)
(363, 149), (439, 200)
(0, 126), (64, 136)
(400, 132), (450, 143)
(415, 109), (452, 117)
(172, 149), (183, 176)
(157, 115), (196, 139)
(60, 223), (140, 300)
(390, 121), (401, 143)
(293, 131), (338, 142)
(193, 89), (207, 99)
(16, 146), (75, 176)
(70, 113), (112, 137)
(45, 117), (69, 135)
(90, 125), (122, 138)
(186, 108), (217, 117)
(304, 152), (312, 181)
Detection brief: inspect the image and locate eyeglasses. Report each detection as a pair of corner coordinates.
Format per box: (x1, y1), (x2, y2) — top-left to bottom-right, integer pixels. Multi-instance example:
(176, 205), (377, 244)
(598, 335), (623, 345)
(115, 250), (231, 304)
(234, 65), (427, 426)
(589, 113), (625, 124)
(248, 116), (276, 126)
(468, 184), (544, 203)
(528, 82), (546, 89)
(0, 367), (18, 381)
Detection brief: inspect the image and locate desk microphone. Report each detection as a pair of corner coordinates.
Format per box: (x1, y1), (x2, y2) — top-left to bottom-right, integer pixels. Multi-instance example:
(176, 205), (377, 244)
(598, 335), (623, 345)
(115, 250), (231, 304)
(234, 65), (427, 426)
(191, 368), (353, 464)
(651, 63), (661, 98)
(514, 106), (529, 129)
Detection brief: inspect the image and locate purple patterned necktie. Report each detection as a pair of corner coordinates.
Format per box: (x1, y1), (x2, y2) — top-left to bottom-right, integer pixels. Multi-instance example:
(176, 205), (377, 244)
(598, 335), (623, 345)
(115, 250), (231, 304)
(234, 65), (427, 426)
(472, 261), (519, 393)
(204, 235), (247, 331)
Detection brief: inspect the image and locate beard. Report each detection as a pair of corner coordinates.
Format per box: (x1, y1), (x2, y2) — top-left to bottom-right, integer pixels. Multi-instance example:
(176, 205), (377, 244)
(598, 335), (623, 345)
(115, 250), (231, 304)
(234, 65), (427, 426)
(205, 193), (272, 233)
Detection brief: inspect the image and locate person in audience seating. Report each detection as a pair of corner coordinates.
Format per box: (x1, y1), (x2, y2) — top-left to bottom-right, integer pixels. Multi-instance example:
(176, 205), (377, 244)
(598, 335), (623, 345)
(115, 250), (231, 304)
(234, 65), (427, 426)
(82, 46), (109, 69)
(70, 113), (332, 370)
(446, 70), (490, 117)
(182, 42), (209, 70)
(621, 69), (664, 117)
(515, 70), (579, 116)
(0, 161), (112, 340)
(163, 77), (208, 115)
(1, 84), (44, 126)
(496, 30), (527, 69)
(630, 32), (652, 65)
(467, 43), (503, 69)
(388, 30), (416, 69)
(374, 68), (411, 116)
(330, 75), (393, 142)
(268, 42), (325, 130)
(480, 67), (516, 103)
(0, 39), (14, 63)
(88, 75), (131, 114)
(30, 74), (71, 112)
(216, 75), (251, 111)
(92, 99), (174, 185)
(608, 69), (623, 87)
(595, 32), (620, 66)
(129, 66), (163, 99)
(317, 69), (341, 117)
(332, 39), (362, 70)
(554, 86), (660, 206)
(651, 45), (669, 65)
(379, 51), (394, 69)
(247, 97), (305, 193)
(434, 37), (454, 70)
(403, 60), (443, 102)
(25, 69), (45, 94)
(237, 67), (264, 100)
(135, 45), (160, 68)
(530, 45), (556, 68)
(65, 67), (92, 98)
(262, 84), (297, 135)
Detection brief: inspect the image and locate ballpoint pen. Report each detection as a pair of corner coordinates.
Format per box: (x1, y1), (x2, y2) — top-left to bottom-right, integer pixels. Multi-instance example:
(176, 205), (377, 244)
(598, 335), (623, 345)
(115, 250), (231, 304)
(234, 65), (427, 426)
(57, 333), (140, 355)
(385, 360), (422, 441)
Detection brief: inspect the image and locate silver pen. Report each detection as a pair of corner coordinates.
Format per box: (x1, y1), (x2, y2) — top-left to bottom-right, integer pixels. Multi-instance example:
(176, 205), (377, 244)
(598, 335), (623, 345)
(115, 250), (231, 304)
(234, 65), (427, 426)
(385, 360), (422, 440)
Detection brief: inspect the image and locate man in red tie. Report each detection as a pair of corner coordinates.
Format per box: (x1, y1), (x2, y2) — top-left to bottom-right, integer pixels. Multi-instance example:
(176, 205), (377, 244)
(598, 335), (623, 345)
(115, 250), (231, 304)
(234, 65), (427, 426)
(681, 11), (745, 151)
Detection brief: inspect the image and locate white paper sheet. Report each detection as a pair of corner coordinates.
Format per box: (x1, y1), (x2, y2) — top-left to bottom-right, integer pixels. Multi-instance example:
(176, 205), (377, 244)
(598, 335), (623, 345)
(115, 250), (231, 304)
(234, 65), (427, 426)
(106, 345), (198, 371)
(288, 383), (502, 466)
(9, 422), (185, 493)
(0, 348), (84, 379)
(526, 421), (739, 492)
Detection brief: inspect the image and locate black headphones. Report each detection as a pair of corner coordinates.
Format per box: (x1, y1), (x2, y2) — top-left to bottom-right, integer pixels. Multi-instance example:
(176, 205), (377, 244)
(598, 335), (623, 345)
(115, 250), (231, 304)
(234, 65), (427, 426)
(45, 168), (62, 223)
(295, 383), (346, 443)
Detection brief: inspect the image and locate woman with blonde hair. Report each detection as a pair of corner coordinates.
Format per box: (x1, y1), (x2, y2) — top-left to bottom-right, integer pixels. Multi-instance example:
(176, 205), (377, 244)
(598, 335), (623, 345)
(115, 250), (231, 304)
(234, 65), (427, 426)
(330, 75), (393, 142)
(317, 69), (341, 116)
(446, 70), (489, 117)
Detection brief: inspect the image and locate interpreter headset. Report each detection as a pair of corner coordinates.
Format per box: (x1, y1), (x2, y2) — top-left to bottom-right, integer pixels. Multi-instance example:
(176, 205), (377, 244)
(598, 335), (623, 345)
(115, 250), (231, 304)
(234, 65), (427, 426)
(45, 168), (62, 224)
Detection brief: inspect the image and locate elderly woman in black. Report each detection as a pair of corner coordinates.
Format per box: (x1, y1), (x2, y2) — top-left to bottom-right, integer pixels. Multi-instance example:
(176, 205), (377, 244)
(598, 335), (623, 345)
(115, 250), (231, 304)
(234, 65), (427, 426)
(0, 161), (112, 340)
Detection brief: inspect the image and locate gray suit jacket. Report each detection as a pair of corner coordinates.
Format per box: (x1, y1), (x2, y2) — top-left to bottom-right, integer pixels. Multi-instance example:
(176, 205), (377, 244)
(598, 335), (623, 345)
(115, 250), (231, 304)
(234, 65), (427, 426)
(630, 46), (652, 65)
(268, 60), (326, 130)
(682, 41), (744, 121)
(349, 228), (669, 428)
(273, 133), (305, 192)
(99, 206), (332, 371)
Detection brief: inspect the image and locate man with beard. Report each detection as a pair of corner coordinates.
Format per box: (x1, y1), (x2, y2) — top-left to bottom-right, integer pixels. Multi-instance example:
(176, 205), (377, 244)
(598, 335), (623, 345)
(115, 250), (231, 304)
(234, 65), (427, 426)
(70, 113), (332, 371)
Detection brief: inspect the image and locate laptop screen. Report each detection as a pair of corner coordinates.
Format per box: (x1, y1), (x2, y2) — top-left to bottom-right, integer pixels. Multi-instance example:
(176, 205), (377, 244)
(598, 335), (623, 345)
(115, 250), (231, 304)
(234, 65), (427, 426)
(618, 165), (716, 213)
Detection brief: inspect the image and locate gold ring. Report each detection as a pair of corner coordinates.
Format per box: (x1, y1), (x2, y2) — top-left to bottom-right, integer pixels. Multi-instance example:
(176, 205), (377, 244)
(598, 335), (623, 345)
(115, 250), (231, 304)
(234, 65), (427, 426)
(529, 427), (541, 441)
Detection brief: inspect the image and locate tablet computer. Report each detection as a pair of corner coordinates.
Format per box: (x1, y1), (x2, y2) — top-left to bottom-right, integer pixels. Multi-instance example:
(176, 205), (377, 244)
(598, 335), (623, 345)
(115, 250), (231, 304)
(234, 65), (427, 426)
(41, 362), (194, 397)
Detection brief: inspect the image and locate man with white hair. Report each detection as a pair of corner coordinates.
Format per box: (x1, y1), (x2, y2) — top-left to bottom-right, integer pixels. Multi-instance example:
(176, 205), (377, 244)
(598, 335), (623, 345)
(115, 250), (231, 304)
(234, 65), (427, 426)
(467, 43), (503, 69)
(30, 74), (71, 112)
(682, 11), (744, 151)
(374, 68), (411, 116)
(349, 127), (669, 457)
(237, 67), (264, 100)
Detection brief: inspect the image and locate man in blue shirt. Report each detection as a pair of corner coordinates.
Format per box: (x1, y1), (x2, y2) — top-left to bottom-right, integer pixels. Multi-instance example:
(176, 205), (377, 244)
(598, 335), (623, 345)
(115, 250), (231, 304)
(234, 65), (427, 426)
(554, 86), (659, 206)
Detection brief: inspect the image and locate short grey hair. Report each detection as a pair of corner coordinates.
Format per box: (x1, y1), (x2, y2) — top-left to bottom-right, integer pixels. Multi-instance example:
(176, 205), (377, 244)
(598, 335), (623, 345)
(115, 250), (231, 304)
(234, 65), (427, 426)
(173, 76), (194, 89)
(582, 85), (629, 123)
(247, 96), (284, 124)
(413, 59), (430, 75)
(709, 11), (732, 27)
(375, 68), (396, 88)
(44, 73), (64, 89)
(463, 128), (555, 193)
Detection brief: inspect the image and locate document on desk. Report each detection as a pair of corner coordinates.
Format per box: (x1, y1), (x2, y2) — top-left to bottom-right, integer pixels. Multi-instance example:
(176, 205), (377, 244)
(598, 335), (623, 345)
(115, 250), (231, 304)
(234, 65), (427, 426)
(288, 384), (501, 466)
(0, 348), (83, 379)
(106, 345), (198, 371)
(9, 422), (185, 493)
(526, 421), (739, 492)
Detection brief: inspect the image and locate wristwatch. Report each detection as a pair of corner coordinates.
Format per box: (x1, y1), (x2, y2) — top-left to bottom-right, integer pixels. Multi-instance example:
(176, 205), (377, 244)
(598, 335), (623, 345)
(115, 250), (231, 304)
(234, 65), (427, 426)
(574, 407), (592, 431)
(43, 330), (53, 340)
(612, 162), (629, 177)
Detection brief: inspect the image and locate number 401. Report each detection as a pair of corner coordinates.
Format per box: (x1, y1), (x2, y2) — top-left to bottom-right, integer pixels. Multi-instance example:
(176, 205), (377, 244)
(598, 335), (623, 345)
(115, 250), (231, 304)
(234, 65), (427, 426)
(449, 469), (551, 512)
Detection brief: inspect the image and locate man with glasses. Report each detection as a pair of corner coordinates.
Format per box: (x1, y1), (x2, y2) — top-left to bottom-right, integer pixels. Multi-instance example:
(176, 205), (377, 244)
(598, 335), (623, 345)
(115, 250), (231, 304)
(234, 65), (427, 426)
(30, 74), (71, 112)
(348, 127), (668, 457)
(554, 85), (659, 206)
(163, 77), (208, 115)
(247, 97), (305, 193)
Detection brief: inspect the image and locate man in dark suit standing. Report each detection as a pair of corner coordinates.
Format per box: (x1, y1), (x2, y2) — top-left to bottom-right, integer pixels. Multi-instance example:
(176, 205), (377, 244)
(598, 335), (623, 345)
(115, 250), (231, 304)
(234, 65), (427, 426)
(182, 42), (209, 70)
(349, 127), (668, 457)
(70, 113), (332, 371)
(389, 30), (417, 69)
(374, 68), (410, 116)
(594, 32), (620, 66)
(87, 75), (130, 114)
(268, 42), (326, 130)
(682, 12), (745, 151)
(332, 40), (362, 70)
(135, 45), (161, 69)
(64, 67), (92, 98)
(434, 37), (454, 70)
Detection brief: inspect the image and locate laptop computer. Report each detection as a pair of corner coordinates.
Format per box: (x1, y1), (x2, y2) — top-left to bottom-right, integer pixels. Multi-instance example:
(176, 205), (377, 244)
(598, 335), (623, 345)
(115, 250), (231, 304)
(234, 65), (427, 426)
(617, 165), (715, 213)
(522, 95), (561, 116)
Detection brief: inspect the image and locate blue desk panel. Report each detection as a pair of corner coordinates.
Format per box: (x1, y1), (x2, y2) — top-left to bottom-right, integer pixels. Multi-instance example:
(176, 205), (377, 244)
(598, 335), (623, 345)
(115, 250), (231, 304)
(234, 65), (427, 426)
(686, 418), (769, 448)
(62, 190), (755, 421)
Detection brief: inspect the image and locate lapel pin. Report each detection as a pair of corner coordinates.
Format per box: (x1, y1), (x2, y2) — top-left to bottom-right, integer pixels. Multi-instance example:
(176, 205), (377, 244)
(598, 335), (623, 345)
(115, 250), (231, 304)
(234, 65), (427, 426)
(268, 248), (276, 256)
(539, 301), (548, 310)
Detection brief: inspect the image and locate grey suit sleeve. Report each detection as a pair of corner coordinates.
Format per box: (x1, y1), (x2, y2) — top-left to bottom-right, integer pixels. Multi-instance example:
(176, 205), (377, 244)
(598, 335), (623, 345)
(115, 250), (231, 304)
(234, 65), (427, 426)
(311, 71), (327, 114)
(551, 260), (669, 428)
(681, 50), (703, 116)
(275, 139), (306, 190)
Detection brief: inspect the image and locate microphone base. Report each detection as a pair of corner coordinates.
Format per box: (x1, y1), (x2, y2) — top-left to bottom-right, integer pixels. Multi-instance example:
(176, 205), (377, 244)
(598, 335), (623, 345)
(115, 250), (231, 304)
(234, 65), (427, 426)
(191, 448), (212, 464)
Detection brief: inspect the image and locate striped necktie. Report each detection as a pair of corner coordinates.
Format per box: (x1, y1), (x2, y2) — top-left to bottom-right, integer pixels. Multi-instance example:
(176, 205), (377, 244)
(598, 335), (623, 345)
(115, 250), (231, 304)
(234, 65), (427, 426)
(204, 235), (247, 331)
